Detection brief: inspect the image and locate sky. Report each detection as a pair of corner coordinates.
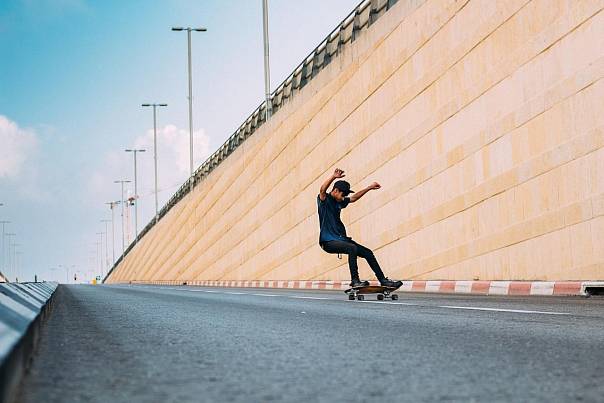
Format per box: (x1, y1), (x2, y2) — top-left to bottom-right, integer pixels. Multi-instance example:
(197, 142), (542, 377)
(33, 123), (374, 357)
(0, 0), (361, 283)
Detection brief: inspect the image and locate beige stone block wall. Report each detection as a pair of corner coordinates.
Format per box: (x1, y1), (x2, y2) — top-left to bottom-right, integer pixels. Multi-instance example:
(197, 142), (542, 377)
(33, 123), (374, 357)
(107, 0), (604, 284)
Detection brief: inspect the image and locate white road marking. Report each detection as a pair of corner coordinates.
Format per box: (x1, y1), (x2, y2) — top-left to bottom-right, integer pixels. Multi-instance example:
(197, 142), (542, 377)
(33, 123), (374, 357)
(290, 296), (331, 300)
(118, 285), (572, 316)
(438, 305), (569, 315)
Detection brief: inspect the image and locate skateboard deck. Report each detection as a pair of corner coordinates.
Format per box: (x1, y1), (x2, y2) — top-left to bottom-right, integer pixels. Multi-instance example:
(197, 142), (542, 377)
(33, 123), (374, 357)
(344, 283), (402, 301)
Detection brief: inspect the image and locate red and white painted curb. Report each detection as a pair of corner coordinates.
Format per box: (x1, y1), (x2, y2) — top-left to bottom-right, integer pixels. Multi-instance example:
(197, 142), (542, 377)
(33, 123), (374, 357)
(123, 280), (603, 296)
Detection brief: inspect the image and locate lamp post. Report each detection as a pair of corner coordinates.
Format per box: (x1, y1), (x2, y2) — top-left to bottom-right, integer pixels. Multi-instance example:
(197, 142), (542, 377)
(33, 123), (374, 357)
(15, 251), (22, 282)
(105, 201), (120, 264)
(125, 149), (146, 240)
(87, 250), (96, 279)
(171, 26), (207, 191)
(0, 221), (10, 278)
(114, 180), (131, 256)
(262, 0), (272, 119)
(58, 264), (75, 284)
(58, 264), (68, 283)
(49, 267), (58, 282)
(100, 219), (110, 273)
(142, 103), (167, 223)
(5, 233), (15, 281)
(95, 233), (104, 276)
(11, 243), (21, 282)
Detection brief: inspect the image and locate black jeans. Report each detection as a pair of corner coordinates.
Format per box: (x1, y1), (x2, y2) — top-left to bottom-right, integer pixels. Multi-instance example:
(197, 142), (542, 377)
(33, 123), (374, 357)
(321, 239), (385, 281)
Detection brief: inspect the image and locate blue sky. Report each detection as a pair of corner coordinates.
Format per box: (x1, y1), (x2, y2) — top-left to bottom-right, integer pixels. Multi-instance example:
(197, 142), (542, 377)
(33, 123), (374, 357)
(0, 0), (361, 283)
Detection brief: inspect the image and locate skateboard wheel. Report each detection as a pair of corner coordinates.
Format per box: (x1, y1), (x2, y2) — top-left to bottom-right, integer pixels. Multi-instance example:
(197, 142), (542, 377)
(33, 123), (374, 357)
(348, 294), (355, 301)
(377, 294), (384, 301)
(357, 295), (364, 301)
(391, 294), (399, 300)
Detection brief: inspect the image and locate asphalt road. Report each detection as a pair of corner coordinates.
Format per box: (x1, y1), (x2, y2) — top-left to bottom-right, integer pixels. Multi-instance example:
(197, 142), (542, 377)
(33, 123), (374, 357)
(15, 284), (604, 402)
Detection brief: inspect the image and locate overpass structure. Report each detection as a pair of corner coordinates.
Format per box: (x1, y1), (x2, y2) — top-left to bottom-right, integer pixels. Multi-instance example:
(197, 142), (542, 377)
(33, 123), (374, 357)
(106, 0), (604, 287)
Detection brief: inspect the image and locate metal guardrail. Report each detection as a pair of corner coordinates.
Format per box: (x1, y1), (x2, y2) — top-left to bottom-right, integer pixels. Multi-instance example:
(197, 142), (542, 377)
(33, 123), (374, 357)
(0, 281), (58, 401)
(105, 0), (400, 282)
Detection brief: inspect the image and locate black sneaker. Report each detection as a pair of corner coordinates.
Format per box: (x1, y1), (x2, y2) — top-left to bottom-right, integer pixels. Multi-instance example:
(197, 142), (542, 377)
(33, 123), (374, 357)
(379, 278), (403, 288)
(350, 279), (370, 287)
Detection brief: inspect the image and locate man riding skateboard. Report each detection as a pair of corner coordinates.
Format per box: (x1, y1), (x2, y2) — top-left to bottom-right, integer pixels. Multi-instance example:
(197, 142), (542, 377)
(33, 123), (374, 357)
(317, 168), (403, 288)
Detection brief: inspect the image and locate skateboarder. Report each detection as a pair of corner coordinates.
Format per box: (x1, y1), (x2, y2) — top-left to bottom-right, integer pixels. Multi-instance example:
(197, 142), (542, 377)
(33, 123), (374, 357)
(317, 168), (403, 288)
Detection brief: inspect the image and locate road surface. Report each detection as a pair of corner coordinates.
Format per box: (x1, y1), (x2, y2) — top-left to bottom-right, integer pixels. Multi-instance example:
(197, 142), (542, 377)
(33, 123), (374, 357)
(16, 284), (604, 402)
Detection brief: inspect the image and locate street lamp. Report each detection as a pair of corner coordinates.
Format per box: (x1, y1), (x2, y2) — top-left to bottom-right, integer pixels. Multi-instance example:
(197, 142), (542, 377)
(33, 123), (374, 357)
(172, 26), (207, 191)
(95, 233), (104, 276)
(100, 219), (110, 273)
(105, 201), (120, 264)
(5, 233), (15, 281)
(142, 103), (167, 223)
(125, 149), (146, 239)
(11, 243), (21, 282)
(15, 251), (22, 282)
(58, 264), (67, 283)
(59, 264), (75, 284)
(262, 0), (272, 119)
(0, 220), (10, 279)
(114, 180), (131, 256)
(49, 267), (58, 282)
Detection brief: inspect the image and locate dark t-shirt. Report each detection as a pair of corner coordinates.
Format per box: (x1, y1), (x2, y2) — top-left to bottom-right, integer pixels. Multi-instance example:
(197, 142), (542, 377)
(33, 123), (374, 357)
(317, 193), (351, 245)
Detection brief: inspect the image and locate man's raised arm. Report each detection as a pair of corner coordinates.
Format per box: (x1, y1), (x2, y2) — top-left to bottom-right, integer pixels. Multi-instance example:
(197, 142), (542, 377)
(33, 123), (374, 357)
(319, 168), (345, 201)
(349, 182), (381, 203)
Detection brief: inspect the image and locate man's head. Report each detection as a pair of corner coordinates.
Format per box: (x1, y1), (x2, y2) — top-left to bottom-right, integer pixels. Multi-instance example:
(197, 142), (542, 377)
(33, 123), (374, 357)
(330, 180), (354, 202)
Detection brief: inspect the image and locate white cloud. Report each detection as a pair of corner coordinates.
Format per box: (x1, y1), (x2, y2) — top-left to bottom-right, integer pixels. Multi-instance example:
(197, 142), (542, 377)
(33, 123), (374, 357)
(88, 124), (211, 224)
(0, 115), (39, 179)
(133, 124), (211, 186)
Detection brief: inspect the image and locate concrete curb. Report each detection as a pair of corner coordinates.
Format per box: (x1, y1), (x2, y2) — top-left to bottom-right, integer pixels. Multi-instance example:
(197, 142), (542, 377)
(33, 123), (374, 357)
(123, 280), (602, 296)
(0, 282), (58, 403)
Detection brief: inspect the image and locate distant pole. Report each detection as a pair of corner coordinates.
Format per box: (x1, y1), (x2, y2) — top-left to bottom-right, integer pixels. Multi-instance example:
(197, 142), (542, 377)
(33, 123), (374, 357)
(172, 26), (207, 191)
(96, 233), (103, 275)
(101, 219), (110, 273)
(11, 243), (20, 282)
(0, 221), (10, 278)
(114, 180), (131, 256)
(8, 242), (12, 281)
(96, 241), (102, 276)
(142, 103), (167, 223)
(15, 251), (22, 282)
(125, 149), (146, 239)
(152, 104), (159, 222)
(187, 28), (193, 189)
(105, 201), (119, 263)
(60, 265), (69, 284)
(262, 0), (272, 119)
(5, 233), (15, 281)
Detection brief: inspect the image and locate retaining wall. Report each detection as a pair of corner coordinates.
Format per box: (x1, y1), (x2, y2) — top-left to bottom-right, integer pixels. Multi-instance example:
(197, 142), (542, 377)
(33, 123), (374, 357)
(107, 0), (604, 284)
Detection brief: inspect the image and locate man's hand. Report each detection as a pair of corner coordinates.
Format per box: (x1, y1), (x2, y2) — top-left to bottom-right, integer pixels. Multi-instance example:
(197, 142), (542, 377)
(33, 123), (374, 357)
(333, 168), (345, 179)
(369, 182), (381, 190)
(320, 168), (345, 201)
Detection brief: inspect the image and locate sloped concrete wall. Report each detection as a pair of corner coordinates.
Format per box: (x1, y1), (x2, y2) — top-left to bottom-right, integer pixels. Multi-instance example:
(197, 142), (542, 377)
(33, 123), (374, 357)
(107, 0), (604, 284)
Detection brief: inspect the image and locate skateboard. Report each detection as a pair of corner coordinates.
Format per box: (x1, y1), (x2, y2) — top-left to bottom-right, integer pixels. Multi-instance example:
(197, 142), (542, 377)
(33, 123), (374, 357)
(344, 284), (402, 301)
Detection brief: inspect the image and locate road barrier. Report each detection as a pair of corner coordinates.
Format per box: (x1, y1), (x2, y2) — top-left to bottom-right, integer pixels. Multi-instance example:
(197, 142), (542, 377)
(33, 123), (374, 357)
(123, 279), (599, 296)
(0, 282), (58, 403)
